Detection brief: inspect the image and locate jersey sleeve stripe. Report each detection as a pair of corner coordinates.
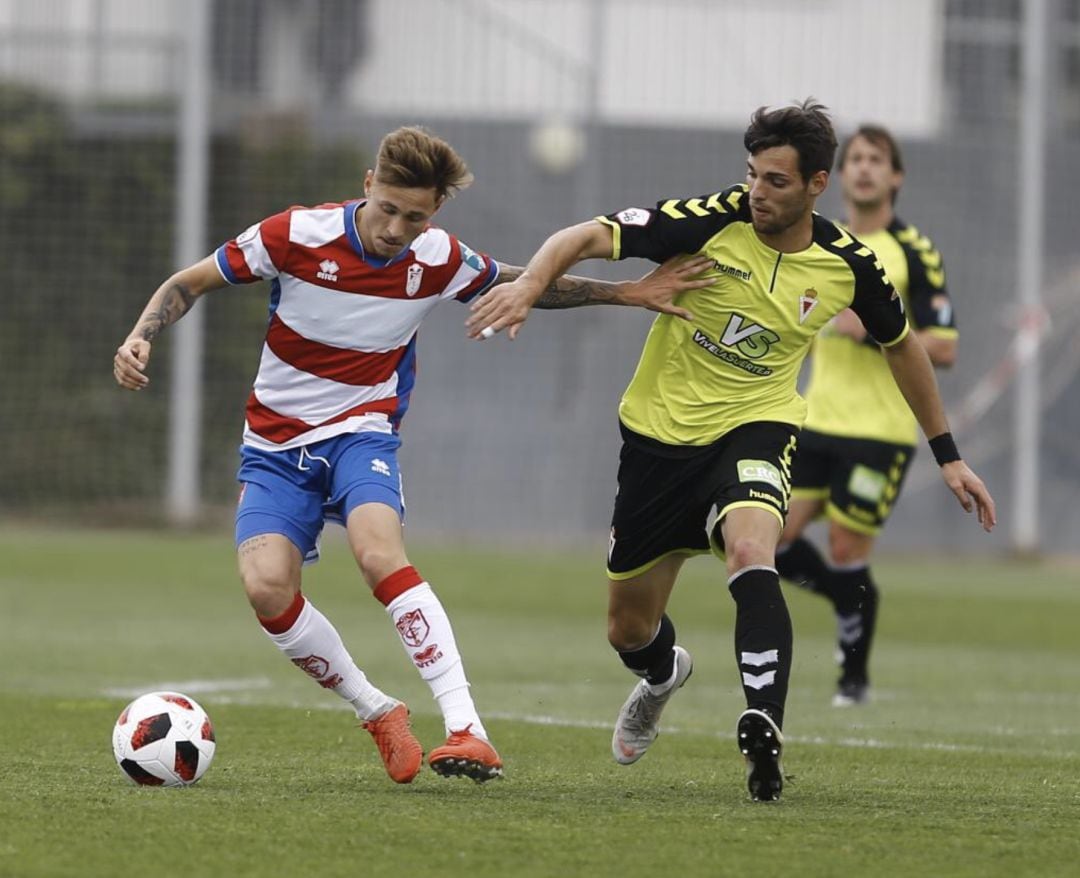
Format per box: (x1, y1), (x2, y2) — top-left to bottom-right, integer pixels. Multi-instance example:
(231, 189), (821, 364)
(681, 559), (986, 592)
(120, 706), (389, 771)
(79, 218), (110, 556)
(265, 312), (406, 386)
(595, 216), (621, 260)
(878, 322), (910, 348)
(215, 245), (241, 284)
(454, 258), (499, 303)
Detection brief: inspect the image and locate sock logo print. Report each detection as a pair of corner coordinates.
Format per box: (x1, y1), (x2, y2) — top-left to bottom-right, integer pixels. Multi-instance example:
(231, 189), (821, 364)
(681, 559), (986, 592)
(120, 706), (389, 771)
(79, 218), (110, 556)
(395, 609), (431, 647)
(412, 643), (444, 668)
(740, 649), (779, 690)
(837, 613), (864, 645)
(292, 654), (344, 689)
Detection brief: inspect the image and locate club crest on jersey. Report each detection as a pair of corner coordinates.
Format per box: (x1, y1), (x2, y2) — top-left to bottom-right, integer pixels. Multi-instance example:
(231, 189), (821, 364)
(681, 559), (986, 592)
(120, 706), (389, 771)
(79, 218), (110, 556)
(799, 287), (819, 324)
(406, 263), (424, 296)
(317, 259), (339, 282)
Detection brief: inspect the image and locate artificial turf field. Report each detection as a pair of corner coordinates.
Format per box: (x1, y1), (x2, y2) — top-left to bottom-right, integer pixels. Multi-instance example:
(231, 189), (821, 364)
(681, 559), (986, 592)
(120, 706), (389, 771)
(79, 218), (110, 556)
(2, 527), (1078, 877)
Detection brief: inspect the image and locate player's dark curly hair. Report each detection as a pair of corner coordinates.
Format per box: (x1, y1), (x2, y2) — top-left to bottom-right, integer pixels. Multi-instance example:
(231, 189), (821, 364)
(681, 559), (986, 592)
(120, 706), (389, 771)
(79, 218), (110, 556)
(375, 126), (474, 201)
(743, 98), (838, 183)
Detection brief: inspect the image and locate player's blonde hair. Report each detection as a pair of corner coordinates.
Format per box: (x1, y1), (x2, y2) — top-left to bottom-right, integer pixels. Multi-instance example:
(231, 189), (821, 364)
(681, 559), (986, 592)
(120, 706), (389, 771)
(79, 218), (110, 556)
(374, 126), (474, 202)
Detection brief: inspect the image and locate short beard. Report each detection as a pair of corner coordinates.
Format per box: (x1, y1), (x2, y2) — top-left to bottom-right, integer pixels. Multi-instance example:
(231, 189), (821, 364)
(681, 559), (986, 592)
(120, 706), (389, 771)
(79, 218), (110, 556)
(752, 215), (797, 237)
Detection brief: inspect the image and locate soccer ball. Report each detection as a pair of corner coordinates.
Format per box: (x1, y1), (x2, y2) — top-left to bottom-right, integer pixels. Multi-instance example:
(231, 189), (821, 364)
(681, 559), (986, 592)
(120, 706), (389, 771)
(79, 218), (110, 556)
(112, 691), (216, 786)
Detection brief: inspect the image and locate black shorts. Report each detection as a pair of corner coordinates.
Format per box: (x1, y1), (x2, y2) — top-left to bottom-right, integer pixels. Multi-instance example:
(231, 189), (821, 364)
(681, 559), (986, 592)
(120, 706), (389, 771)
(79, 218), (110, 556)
(789, 428), (915, 535)
(607, 421), (799, 579)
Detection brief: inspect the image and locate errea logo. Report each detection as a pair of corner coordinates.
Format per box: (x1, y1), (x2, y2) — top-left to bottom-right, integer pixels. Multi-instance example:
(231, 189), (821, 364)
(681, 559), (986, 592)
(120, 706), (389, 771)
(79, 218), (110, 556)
(317, 259), (339, 282)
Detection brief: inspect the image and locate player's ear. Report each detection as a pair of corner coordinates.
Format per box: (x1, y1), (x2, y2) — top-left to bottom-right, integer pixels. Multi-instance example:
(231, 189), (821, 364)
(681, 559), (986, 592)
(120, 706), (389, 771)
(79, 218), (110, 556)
(363, 169), (375, 197)
(808, 170), (829, 198)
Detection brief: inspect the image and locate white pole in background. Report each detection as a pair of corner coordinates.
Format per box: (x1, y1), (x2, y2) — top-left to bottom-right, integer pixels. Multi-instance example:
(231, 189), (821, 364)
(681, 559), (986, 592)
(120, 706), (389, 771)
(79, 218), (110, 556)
(167, 0), (211, 524)
(1013, 0), (1048, 553)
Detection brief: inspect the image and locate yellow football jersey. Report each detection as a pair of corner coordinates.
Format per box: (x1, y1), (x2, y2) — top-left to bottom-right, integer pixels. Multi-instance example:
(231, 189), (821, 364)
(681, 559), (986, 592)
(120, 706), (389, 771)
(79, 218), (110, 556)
(597, 184), (908, 447)
(802, 218), (958, 444)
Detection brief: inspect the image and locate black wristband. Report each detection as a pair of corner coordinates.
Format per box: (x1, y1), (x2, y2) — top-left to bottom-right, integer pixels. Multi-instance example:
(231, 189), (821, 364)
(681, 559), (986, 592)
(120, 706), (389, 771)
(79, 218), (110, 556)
(929, 432), (961, 466)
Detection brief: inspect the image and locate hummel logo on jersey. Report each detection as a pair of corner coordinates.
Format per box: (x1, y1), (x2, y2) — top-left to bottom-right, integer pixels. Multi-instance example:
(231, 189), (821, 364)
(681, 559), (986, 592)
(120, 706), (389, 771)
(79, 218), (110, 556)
(371, 458), (391, 477)
(714, 260), (753, 282)
(317, 259), (339, 282)
(406, 263), (423, 296)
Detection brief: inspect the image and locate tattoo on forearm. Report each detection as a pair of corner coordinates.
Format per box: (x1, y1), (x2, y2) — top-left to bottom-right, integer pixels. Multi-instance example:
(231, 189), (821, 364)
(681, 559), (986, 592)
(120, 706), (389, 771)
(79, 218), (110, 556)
(534, 275), (620, 309)
(486, 262), (620, 309)
(138, 283), (196, 341)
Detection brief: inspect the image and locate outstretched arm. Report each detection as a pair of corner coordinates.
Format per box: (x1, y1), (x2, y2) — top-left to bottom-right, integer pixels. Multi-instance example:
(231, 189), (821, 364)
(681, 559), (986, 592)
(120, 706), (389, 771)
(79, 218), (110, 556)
(113, 255), (226, 391)
(466, 221), (710, 340)
(883, 331), (996, 531)
(487, 254), (710, 310)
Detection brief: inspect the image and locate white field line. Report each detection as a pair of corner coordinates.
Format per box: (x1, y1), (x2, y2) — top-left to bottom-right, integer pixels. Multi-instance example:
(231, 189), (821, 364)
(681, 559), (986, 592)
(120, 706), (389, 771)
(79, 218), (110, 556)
(481, 713), (1076, 757)
(102, 677), (274, 698)
(101, 681), (1078, 758)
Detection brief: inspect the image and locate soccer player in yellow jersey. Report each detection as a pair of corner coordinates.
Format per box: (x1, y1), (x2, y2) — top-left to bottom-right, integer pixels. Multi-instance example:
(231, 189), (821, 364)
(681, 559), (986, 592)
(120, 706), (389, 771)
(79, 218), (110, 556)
(776, 125), (958, 708)
(467, 100), (995, 801)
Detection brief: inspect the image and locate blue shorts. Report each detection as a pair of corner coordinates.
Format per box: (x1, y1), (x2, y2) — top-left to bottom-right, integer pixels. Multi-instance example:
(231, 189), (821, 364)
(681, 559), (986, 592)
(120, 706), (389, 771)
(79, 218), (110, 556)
(235, 432), (404, 563)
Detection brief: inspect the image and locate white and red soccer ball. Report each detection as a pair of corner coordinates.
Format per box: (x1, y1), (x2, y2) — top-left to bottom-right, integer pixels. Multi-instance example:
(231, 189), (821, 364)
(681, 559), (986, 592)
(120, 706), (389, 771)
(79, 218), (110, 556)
(112, 691), (216, 786)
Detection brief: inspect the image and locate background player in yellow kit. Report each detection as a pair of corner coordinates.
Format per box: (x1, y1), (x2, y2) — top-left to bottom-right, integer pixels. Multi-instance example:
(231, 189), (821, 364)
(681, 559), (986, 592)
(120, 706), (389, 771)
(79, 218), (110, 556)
(776, 125), (959, 706)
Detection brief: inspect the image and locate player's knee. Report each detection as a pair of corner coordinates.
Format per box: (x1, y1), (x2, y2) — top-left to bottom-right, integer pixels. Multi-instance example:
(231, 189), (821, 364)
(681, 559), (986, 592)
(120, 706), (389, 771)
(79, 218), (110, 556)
(240, 574), (295, 618)
(607, 612), (655, 652)
(828, 531), (873, 567)
(353, 544), (408, 589)
(726, 534), (774, 571)
(238, 559), (295, 617)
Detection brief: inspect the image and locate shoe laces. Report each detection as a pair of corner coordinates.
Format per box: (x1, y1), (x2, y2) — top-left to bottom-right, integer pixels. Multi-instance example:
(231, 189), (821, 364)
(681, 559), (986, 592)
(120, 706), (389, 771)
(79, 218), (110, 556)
(624, 683), (664, 731)
(444, 723), (476, 743)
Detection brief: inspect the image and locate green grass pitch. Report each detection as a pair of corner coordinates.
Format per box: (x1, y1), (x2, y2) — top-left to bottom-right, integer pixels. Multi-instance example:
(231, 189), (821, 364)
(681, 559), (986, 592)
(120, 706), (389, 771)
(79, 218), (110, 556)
(2, 528), (1078, 877)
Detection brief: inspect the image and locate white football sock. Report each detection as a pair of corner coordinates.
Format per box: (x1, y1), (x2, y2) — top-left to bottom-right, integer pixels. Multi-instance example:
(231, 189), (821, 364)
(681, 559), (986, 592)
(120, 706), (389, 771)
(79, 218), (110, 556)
(260, 594), (395, 721)
(375, 568), (487, 738)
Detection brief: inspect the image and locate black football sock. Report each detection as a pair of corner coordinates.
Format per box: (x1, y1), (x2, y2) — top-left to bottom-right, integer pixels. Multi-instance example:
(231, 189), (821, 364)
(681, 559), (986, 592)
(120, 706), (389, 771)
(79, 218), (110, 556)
(729, 567), (792, 729)
(775, 537), (831, 597)
(828, 565), (879, 685)
(616, 614), (676, 686)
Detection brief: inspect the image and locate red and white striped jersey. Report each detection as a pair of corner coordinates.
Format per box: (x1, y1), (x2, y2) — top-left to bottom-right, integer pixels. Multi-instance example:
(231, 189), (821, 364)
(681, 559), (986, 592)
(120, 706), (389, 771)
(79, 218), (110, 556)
(215, 200), (499, 451)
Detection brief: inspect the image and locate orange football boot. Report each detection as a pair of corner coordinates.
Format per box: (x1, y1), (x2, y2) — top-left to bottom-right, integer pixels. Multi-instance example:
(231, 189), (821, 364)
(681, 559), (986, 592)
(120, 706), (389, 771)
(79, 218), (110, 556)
(362, 703), (423, 784)
(428, 725), (503, 783)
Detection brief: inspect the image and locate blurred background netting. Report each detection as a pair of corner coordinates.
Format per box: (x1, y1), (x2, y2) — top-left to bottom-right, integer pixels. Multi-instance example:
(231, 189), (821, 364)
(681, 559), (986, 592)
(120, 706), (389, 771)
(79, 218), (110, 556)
(1, 0), (1077, 551)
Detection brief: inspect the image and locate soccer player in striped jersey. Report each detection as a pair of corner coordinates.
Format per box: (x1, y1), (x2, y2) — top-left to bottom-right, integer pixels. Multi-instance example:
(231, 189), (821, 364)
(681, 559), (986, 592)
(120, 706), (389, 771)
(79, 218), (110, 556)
(776, 125), (959, 707)
(466, 101), (995, 801)
(114, 126), (706, 785)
